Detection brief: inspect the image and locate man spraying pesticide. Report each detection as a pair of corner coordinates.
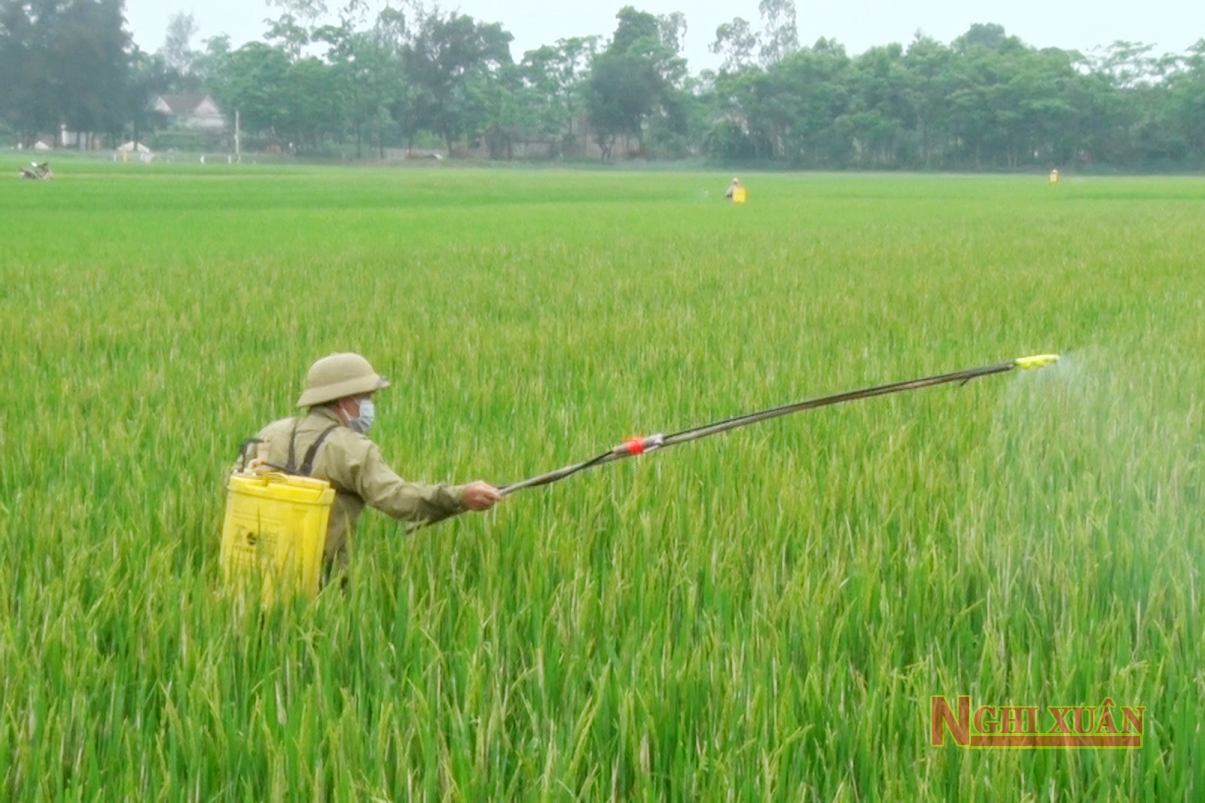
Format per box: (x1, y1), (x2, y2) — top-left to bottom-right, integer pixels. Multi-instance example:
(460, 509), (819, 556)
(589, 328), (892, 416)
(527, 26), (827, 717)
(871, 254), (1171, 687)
(725, 177), (746, 203)
(222, 353), (500, 601)
(222, 353), (1058, 601)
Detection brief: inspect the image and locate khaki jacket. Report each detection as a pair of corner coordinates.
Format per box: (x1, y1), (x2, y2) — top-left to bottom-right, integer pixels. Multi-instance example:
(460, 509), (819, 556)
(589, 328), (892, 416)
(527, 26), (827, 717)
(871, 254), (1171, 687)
(235, 407), (468, 565)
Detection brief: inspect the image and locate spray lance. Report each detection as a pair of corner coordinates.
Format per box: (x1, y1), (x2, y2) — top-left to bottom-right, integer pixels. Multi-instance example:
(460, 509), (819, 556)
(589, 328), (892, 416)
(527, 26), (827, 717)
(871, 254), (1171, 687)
(497, 354), (1060, 496)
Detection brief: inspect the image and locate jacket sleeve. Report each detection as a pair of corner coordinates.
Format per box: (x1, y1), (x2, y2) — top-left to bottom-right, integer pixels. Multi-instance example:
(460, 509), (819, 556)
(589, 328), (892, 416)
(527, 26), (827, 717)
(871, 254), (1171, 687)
(332, 436), (469, 525)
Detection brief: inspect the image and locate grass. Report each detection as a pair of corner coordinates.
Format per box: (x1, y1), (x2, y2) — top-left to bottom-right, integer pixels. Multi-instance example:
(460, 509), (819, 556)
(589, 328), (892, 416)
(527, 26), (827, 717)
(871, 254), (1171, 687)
(1, 161), (1203, 799)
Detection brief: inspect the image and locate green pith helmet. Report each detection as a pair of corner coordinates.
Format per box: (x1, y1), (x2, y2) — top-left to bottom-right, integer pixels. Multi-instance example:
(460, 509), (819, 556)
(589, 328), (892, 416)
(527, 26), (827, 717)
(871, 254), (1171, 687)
(296, 352), (389, 407)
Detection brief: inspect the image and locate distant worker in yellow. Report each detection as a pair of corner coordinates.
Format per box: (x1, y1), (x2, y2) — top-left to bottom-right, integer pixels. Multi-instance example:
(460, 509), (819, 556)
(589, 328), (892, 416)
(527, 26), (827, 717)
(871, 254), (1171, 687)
(234, 353), (500, 574)
(1049, 168), (1060, 184)
(725, 176), (744, 201)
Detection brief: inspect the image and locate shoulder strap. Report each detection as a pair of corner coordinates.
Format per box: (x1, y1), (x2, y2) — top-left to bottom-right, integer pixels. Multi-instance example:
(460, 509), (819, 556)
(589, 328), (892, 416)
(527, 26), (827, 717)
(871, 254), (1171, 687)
(298, 425), (339, 477)
(286, 418), (301, 473)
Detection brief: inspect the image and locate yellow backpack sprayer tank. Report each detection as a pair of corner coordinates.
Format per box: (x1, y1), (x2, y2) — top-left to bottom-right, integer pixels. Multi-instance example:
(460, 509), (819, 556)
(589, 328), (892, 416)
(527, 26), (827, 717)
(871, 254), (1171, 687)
(220, 472), (333, 603)
(221, 422), (338, 603)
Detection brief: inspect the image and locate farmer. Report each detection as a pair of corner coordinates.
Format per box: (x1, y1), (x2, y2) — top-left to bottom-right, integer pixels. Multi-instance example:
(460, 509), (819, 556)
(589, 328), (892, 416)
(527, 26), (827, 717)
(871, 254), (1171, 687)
(725, 176), (742, 201)
(19, 161), (52, 180)
(234, 352), (501, 573)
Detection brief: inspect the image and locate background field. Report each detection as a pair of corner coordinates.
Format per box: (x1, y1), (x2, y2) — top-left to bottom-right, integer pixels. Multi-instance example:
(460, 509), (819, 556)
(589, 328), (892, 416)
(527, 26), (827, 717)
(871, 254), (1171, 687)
(1, 163), (1203, 800)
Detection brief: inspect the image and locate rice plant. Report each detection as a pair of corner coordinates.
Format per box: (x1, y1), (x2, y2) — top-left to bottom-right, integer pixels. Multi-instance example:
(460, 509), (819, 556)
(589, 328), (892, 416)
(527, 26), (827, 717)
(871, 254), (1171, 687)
(1, 163), (1202, 800)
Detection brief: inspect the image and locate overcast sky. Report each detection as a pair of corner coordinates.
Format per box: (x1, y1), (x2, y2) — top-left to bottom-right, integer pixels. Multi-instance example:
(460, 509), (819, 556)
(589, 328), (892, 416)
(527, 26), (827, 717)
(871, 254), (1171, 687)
(122, 0), (1205, 72)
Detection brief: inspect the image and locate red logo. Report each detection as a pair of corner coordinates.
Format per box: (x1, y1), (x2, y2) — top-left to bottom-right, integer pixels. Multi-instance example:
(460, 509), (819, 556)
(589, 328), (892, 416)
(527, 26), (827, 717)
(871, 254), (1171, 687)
(931, 696), (1143, 748)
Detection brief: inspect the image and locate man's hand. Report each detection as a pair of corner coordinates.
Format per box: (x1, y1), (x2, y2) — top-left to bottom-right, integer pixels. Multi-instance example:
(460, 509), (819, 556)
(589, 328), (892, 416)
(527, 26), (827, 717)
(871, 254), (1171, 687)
(462, 480), (502, 511)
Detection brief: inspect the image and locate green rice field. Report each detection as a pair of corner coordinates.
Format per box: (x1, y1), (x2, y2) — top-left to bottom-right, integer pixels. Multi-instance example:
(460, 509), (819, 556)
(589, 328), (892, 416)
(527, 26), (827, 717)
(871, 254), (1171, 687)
(1, 162), (1203, 800)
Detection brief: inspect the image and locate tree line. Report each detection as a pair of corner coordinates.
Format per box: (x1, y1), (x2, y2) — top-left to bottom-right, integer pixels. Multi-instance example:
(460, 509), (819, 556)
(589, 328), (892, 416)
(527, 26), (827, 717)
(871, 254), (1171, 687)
(1, 0), (1203, 169)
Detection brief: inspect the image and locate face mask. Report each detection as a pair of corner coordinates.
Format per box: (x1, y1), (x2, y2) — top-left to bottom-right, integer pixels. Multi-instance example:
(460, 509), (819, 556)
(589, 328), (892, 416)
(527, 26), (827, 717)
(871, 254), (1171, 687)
(348, 397), (375, 434)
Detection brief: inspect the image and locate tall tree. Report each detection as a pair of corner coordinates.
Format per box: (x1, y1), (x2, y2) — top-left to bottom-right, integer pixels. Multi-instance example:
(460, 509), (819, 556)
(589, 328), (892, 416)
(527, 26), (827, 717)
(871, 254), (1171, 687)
(0, 0), (131, 142)
(757, 0), (798, 66)
(51, 0), (131, 142)
(1164, 40), (1205, 165)
(210, 41), (292, 140)
(283, 55), (344, 147)
(519, 36), (597, 156)
(844, 42), (911, 167)
(586, 6), (686, 159)
(953, 22), (1015, 52)
(315, 6), (405, 157)
(161, 11), (197, 75)
(710, 17), (757, 72)
(0, 0), (42, 139)
(125, 44), (171, 143)
(266, 0), (327, 20)
(466, 59), (525, 158)
(400, 3), (513, 153)
(712, 1), (797, 72)
(774, 38), (851, 166)
(901, 35), (954, 167)
(263, 13), (310, 61)
(191, 33), (232, 84)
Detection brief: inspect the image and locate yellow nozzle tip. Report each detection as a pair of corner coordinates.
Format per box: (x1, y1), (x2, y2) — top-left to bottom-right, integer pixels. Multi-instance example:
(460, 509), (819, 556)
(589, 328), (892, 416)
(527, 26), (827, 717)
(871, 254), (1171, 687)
(1014, 354), (1060, 370)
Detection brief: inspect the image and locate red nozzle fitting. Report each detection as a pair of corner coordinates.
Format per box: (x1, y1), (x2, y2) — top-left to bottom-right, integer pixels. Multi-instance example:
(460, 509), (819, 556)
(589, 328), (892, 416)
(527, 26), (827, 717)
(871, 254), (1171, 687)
(614, 434), (665, 456)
